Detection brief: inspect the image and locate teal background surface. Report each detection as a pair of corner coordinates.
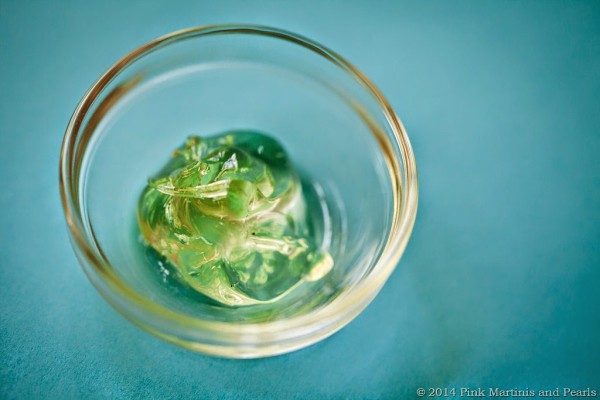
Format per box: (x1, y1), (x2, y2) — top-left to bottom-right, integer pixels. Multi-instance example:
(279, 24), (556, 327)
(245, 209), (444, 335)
(1, 1), (599, 398)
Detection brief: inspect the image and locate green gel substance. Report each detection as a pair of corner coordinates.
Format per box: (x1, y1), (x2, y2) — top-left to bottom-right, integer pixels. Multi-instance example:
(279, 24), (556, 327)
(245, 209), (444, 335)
(138, 131), (333, 306)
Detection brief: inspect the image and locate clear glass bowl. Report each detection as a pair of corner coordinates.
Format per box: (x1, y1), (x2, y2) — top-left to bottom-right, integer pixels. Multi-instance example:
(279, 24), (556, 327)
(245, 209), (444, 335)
(59, 24), (418, 358)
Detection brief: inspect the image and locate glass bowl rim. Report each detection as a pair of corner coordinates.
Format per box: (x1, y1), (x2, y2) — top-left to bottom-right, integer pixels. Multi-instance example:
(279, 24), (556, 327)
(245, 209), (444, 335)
(59, 23), (418, 353)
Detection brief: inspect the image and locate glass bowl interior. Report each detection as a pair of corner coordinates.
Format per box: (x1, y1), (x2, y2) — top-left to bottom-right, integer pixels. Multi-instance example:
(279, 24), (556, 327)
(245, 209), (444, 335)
(61, 25), (417, 357)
